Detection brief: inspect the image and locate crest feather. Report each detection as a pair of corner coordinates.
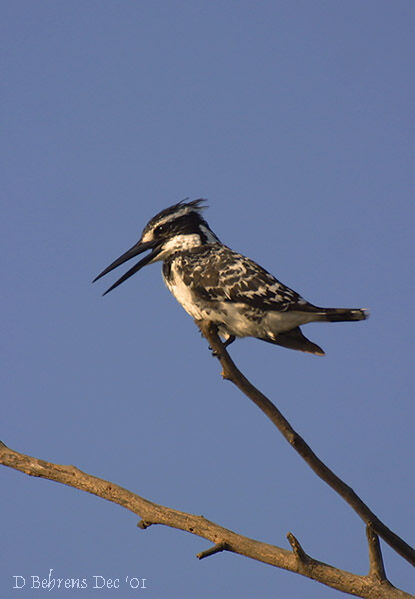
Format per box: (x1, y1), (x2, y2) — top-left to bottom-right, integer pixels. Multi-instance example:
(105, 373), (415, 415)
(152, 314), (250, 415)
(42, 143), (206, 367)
(142, 199), (208, 236)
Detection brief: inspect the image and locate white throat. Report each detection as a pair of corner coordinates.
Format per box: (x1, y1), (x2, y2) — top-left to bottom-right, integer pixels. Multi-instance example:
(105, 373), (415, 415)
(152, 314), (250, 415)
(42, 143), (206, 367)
(155, 234), (202, 261)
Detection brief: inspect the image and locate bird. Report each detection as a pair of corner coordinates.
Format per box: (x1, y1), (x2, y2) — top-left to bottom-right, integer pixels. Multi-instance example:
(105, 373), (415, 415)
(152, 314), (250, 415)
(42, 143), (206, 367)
(93, 199), (368, 356)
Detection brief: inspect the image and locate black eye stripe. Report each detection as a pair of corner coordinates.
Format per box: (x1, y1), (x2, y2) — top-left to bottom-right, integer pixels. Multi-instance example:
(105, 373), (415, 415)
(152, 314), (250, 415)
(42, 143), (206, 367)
(151, 212), (217, 242)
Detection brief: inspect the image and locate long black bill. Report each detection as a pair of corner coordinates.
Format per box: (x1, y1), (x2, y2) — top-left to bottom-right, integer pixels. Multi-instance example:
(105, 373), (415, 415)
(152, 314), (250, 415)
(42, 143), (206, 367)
(93, 240), (160, 295)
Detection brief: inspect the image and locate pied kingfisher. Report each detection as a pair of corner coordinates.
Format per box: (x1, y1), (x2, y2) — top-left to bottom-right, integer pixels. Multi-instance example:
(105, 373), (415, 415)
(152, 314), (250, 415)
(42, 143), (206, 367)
(94, 199), (368, 355)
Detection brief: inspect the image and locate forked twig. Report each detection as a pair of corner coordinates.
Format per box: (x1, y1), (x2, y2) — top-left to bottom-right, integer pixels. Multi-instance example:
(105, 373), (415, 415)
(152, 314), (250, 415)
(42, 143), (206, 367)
(196, 320), (415, 568)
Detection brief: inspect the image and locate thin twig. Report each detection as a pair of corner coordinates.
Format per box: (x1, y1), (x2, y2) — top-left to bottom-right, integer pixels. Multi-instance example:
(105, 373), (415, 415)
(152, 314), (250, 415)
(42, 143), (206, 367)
(197, 542), (228, 560)
(196, 320), (415, 568)
(367, 524), (387, 582)
(287, 532), (308, 563)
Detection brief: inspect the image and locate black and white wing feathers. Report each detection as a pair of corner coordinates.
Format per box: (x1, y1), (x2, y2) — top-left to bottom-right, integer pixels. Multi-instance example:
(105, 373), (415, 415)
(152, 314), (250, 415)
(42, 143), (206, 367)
(171, 245), (307, 312)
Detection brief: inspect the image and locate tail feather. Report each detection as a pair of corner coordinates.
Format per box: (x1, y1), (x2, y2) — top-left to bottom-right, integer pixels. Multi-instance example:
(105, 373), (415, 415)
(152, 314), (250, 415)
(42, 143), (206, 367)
(316, 307), (369, 323)
(260, 307), (368, 356)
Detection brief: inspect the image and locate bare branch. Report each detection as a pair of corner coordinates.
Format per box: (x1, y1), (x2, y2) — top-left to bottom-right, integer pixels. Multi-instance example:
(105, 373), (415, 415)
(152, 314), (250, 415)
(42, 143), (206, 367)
(196, 320), (415, 568)
(1, 442), (412, 599)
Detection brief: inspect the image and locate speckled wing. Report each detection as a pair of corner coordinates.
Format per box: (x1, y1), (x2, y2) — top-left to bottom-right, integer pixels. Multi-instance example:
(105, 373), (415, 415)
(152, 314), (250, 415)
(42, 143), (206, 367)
(176, 245), (305, 311)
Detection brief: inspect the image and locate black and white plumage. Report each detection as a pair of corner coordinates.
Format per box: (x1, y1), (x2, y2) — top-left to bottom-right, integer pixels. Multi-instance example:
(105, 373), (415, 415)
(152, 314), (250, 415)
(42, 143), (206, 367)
(94, 199), (369, 355)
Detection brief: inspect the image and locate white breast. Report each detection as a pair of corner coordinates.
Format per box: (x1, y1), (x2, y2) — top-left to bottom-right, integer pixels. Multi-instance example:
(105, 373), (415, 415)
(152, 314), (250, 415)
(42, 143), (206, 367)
(163, 261), (204, 320)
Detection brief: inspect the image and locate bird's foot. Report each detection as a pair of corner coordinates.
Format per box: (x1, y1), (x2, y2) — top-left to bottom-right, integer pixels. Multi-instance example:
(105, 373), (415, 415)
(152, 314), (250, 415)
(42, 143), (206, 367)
(223, 335), (236, 348)
(209, 335), (235, 357)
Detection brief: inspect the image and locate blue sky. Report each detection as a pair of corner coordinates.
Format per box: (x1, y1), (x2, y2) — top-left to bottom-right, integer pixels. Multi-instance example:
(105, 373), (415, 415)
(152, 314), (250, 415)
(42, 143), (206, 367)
(2, 2), (414, 597)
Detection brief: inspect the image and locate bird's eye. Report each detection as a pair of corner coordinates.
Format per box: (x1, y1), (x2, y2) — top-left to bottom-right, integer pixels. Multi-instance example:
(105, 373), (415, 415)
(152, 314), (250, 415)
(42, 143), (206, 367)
(154, 224), (165, 236)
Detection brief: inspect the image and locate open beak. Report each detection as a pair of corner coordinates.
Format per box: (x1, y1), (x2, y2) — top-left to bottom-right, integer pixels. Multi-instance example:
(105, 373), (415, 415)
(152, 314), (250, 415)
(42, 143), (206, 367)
(93, 239), (161, 295)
